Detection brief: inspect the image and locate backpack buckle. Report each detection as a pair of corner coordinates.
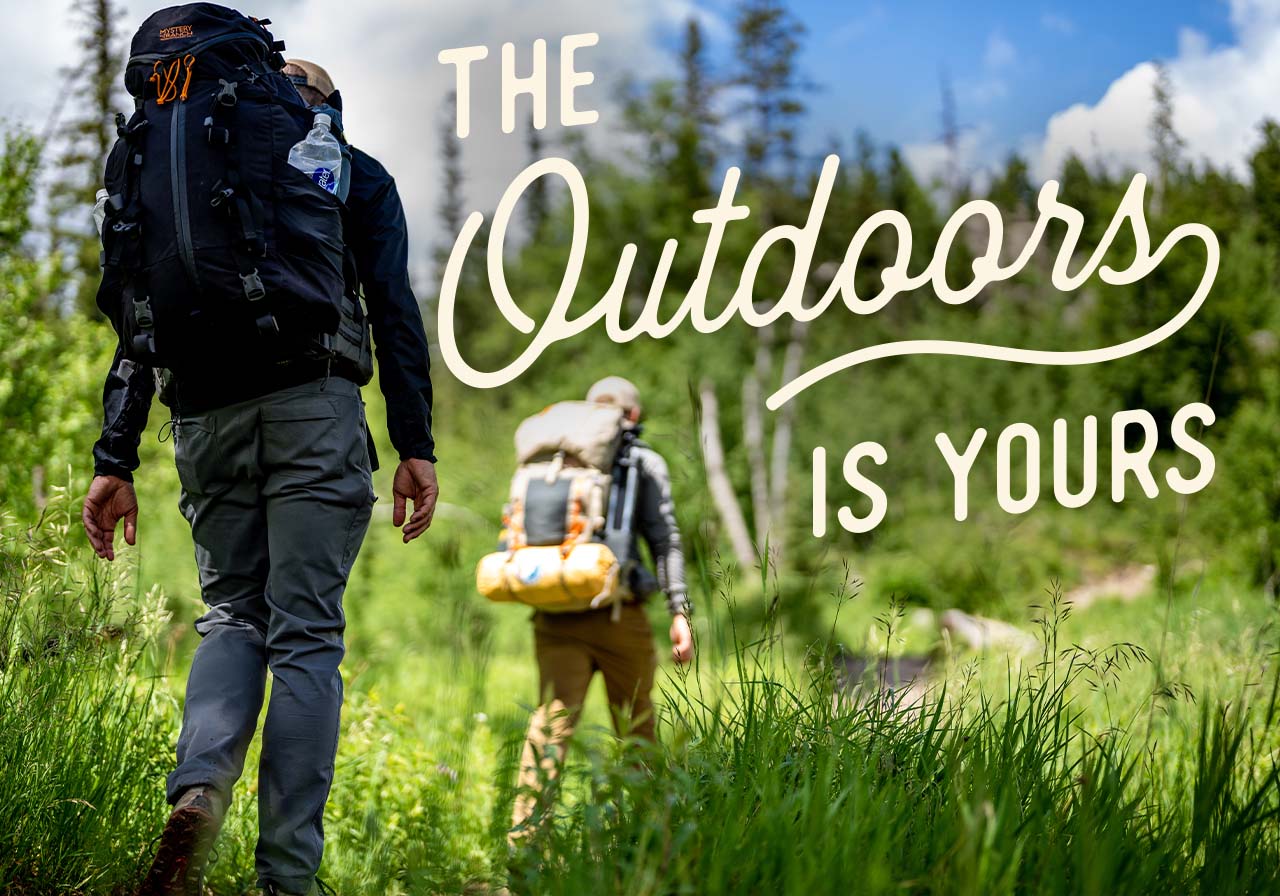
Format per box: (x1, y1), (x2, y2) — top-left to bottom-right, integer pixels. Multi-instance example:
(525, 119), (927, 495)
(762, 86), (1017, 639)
(117, 117), (149, 140)
(132, 297), (154, 329)
(215, 80), (238, 107)
(255, 313), (279, 336)
(204, 116), (231, 145)
(210, 181), (234, 208)
(240, 269), (266, 301)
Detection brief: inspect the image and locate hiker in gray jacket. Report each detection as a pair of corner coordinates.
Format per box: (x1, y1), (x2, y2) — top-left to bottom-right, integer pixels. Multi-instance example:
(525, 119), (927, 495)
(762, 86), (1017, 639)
(510, 376), (693, 841)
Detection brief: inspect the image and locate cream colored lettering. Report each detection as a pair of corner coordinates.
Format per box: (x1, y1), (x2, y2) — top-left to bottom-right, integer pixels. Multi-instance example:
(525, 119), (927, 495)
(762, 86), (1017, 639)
(1166, 402), (1216, 495)
(837, 442), (888, 534)
(436, 157), (1219, 407)
(1053, 416), (1098, 509)
(936, 429), (987, 522)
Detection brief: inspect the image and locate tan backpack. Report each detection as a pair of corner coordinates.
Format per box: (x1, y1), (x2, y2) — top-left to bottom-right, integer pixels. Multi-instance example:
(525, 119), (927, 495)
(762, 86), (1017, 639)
(476, 401), (640, 613)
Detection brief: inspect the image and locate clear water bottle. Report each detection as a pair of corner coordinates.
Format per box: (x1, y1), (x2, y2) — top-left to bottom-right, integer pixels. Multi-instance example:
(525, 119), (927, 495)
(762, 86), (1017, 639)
(288, 112), (343, 195)
(93, 188), (110, 236)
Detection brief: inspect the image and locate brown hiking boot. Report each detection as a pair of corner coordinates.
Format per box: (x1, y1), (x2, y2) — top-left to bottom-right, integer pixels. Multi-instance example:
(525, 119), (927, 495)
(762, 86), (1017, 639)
(138, 786), (225, 896)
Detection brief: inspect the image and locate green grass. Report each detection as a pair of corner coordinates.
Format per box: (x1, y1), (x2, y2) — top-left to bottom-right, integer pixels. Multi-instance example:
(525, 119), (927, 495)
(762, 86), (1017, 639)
(2, 481), (1280, 895)
(0, 495), (172, 894)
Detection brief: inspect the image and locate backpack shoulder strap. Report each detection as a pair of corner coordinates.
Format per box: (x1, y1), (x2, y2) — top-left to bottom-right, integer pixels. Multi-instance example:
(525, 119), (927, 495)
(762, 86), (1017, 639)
(101, 109), (156, 355)
(603, 431), (641, 565)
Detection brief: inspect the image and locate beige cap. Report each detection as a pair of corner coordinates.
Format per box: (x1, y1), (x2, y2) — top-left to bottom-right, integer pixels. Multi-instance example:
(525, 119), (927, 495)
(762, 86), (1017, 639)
(587, 376), (642, 417)
(283, 58), (336, 101)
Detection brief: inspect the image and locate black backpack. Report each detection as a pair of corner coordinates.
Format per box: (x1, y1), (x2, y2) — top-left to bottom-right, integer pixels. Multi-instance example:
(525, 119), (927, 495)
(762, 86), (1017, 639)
(97, 3), (359, 376)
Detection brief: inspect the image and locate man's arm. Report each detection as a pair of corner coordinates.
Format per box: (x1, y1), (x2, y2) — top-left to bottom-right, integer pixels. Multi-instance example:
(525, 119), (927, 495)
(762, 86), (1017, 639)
(84, 344), (154, 560)
(346, 148), (439, 542)
(633, 446), (691, 617)
(346, 148), (435, 463)
(93, 344), (156, 481)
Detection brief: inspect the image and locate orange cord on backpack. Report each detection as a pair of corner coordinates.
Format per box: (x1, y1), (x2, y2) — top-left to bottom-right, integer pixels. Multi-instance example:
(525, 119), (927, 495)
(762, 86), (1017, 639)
(561, 499), (587, 555)
(151, 54), (196, 105)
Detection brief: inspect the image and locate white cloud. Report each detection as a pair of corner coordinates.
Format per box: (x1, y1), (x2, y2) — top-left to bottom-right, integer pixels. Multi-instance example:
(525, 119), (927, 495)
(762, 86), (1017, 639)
(952, 33), (1014, 110)
(984, 33), (1016, 70)
(903, 124), (993, 195)
(900, 0), (1280, 195)
(1032, 0), (1280, 180)
(1040, 12), (1076, 36)
(961, 77), (1007, 107)
(1034, 61), (1160, 178)
(0, 1), (84, 135)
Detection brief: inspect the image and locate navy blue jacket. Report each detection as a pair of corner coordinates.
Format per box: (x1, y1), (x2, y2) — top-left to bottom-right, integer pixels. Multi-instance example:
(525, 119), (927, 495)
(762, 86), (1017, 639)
(92, 144), (435, 480)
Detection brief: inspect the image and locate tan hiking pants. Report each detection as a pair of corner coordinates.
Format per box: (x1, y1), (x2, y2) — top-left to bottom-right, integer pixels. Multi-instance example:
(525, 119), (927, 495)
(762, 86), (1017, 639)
(510, 602), (658, 838)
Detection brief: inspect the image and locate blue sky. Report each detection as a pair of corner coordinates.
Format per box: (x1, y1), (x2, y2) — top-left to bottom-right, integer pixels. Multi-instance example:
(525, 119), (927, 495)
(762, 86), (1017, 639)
(667, 0), (1243, 173)
(784, 1), (1234, 153)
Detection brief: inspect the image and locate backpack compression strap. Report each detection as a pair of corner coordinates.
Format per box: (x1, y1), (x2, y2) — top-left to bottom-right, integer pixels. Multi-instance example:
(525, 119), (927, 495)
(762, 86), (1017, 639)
(204, 78), (275, 335)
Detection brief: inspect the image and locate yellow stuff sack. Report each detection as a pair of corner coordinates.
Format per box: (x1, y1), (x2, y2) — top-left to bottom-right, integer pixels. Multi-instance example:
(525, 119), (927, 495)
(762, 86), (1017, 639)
(477, 543), (622, 613)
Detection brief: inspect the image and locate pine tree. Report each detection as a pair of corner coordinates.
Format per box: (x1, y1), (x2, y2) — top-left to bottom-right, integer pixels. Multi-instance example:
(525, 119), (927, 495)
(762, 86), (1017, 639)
(731, 0), (807, 175)
(680, 19), (713, 132)
(0, 133), (41, 258)
(1150, 62), (1185, 201)
(431, 89), (490, 342)
(524, 115), (549, 235)
(987, 152), (1034, 213)
(672, 17), (718, 204)
(938, 69), (970, 204)
(1250, 119), (1280, 242)
(47, 0), (123, 315)
(433, 90), (465, 292)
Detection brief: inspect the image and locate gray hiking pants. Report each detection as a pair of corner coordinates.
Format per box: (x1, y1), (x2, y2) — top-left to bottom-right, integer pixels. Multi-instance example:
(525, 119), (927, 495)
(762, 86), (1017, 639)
(165, 376), (374, 893)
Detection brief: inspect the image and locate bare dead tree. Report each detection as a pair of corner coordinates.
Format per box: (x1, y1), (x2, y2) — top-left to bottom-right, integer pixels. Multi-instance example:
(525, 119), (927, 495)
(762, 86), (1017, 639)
(698, 0), (813, 570)
(704, 300), (813, 571)
(742, 328), (773, 548)
(32, 466), (47, 514)
(769, 319), (809, 515)
(699, 380), (756, 569)
(939, 67), (961, 205)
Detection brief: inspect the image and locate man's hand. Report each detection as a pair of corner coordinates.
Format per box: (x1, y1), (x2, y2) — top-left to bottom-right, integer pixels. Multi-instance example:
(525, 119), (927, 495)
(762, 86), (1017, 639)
(670, 613), (694, 665)
(392, 458), (439, 543)
(83, 475), (139, 561)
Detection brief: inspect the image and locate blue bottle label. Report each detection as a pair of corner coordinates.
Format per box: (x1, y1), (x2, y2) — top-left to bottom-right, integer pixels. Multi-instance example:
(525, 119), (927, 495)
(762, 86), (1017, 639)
(311, 167), (337, 193)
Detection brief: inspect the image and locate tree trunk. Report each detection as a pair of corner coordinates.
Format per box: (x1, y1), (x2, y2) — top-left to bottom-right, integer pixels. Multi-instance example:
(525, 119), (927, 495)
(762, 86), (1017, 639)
(742, 370), (770, 551)
(767, 319), (809, 565)
(31, 465), (47, 513)
(747, 328), (777, 546)
(699, 380), (756, 570)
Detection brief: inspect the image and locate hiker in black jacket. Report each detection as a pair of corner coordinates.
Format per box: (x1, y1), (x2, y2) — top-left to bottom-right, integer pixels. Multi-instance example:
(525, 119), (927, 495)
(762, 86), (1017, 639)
(82, 48), (438, 896)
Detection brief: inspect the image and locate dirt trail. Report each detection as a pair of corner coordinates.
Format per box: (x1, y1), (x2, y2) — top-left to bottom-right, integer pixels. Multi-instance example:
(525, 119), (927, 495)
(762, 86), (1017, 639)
(1063, 565), (1156, 609)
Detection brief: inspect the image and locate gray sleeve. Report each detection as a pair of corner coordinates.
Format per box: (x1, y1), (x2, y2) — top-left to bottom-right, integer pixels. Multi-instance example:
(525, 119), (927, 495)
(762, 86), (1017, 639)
(633, 447), (690, 616)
